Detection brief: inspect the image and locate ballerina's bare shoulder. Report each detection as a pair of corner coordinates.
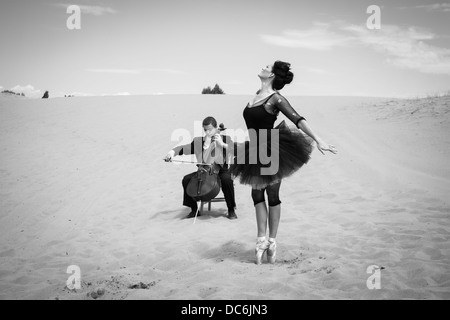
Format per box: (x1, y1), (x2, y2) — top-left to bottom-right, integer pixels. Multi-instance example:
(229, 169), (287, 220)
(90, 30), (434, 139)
(247, 93), (279, 115)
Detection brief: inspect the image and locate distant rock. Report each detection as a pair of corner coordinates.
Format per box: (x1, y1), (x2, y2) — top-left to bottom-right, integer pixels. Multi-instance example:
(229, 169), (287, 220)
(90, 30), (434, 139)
(202, 83), (225, 94)
(1, 89), (25, 97)
(42, 91), (49, 99)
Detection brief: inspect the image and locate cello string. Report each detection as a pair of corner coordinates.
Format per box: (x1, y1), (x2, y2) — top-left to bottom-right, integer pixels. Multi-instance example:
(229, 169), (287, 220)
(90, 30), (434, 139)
(202, 137), (216, 164)
(193, 139), (217, 224)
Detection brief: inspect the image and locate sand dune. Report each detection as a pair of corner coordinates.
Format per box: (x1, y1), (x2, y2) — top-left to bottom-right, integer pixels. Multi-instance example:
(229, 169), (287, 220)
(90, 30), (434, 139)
(0, 94), (449, 300)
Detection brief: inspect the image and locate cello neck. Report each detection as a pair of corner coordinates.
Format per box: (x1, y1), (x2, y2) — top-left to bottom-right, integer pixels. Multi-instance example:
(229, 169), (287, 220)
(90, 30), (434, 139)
(202, 139), (217, 164)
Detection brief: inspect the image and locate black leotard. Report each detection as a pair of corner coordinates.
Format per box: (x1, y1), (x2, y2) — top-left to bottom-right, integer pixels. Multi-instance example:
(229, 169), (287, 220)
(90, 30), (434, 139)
(243, 93), (306, 131)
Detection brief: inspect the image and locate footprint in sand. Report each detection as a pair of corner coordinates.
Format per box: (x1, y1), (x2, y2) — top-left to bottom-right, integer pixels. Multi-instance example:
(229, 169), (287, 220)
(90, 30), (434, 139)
(347, 196), (367, 202)
(0, 248), (15, 258)
(198, 286), (221, 299)
(56, 275), (160, 300)
(280, 254), (337, 276)
(380, 207), (406, 214)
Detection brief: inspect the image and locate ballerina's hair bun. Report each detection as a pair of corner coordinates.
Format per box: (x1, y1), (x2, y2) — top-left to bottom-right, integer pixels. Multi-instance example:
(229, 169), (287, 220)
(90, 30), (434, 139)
(272, 60), (294, 90)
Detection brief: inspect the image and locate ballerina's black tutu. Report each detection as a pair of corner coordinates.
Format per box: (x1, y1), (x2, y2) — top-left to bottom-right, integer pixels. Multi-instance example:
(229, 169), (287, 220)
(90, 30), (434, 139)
(229, 120), (314, 189)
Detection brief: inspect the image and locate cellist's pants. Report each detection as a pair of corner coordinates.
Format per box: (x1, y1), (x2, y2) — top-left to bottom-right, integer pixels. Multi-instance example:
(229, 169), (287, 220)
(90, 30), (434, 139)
(182, 167), (236, 212)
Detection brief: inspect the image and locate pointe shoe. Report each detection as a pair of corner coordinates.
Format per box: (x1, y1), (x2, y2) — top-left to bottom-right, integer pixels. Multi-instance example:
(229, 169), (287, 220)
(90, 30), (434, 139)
(255, 239), (269, 265)
(267, 240), (277, 264)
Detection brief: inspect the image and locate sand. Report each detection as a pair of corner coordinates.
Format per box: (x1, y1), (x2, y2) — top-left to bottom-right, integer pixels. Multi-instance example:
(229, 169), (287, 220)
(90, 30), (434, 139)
(0, 94), (449, 300)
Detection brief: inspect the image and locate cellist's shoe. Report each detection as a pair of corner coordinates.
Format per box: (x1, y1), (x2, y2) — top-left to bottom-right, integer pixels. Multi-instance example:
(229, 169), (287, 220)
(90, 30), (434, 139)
(186, 210), (200, 219)
(227, 209), (237, 220)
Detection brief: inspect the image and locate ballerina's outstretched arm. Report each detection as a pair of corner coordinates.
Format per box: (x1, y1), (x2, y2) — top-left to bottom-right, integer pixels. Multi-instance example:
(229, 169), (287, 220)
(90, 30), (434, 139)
(274, 94), (337, 155)
(297, 119), (337, 155)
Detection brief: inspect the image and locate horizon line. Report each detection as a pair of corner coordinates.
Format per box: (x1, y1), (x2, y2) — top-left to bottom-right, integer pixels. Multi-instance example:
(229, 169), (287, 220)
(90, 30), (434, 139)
(3, 92), (448, 100)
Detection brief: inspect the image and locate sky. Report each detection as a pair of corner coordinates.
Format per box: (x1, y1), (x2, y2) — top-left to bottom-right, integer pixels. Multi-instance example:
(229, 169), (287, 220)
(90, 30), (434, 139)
(0, 0), (449, 98)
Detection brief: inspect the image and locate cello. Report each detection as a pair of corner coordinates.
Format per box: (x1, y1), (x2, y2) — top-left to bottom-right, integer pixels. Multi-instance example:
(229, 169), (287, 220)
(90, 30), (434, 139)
(185, 124), (227, 202)
(164, 123), (227, 222)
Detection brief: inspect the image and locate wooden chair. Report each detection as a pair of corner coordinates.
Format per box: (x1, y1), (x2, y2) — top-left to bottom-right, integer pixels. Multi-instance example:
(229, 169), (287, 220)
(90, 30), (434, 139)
(200, 171), (234, 213)
(200, 197), (226, 212)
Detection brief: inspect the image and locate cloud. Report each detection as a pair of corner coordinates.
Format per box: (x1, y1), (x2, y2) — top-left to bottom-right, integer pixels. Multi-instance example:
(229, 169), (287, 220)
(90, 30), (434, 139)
(78, 5), (117, 16)
(9, 85), (42, 98)
(412, 3), (450, 12)
(87, 69), (142, 74)
(260, 22), (354, 51)
(261, 21), (450, 75)
(54, 4), (117, 16)
(67, 92), (95, 97)
(342, 24), (450, 74)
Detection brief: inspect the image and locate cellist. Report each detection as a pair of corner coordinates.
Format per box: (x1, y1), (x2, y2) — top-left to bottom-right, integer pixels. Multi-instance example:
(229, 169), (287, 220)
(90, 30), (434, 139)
(164, 116), (237, 220)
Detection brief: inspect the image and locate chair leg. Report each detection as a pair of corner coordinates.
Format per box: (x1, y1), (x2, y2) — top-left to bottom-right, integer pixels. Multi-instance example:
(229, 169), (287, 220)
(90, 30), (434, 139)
(200, 201), (204, 213)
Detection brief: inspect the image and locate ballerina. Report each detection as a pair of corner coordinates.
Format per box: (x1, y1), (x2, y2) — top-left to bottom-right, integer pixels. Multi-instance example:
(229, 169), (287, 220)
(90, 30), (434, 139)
(229, 61), (337, 264)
